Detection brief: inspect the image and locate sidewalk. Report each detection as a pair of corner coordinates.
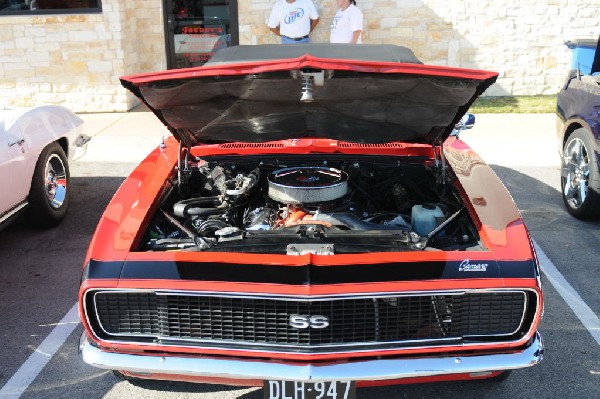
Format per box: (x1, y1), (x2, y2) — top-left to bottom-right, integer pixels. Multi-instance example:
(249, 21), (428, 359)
(75, 106), (559, 168)
(76, 104), (170, 164)
(460, 113), (559, 167)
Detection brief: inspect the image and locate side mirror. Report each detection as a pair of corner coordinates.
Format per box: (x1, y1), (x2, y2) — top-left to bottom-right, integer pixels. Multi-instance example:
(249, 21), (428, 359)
(451, 113), (475, 137)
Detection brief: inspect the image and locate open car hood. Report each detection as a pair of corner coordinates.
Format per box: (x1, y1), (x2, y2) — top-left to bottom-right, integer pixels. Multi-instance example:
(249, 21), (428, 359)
(121, 44), (498, 146)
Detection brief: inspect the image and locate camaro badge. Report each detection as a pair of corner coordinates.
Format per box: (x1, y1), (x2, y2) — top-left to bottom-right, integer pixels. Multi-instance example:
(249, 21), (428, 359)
(459, 259), (488, 272)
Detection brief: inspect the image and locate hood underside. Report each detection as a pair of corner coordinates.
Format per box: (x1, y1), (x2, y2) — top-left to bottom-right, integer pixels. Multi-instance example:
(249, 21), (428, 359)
(121, 44), (498, 146)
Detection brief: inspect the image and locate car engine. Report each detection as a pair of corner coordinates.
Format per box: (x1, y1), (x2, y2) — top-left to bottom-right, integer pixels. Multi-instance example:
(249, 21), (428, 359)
(141, 154), (483, 254)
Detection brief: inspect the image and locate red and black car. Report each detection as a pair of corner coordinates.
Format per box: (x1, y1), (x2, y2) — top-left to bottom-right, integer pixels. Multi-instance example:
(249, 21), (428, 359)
(78, 44), (543, 398)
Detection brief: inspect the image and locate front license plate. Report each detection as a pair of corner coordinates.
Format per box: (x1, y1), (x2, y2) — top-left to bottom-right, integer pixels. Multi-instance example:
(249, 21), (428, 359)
(264, 380), (356, 399)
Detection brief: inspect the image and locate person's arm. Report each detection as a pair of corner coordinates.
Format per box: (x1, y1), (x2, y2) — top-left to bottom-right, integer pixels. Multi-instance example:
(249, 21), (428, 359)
(349, 6), (363, 43)
(307, 0), (319, 34)
(310, 17), (320, 33)
(270, 26), (281, 36)
(267, 4), (282, 37)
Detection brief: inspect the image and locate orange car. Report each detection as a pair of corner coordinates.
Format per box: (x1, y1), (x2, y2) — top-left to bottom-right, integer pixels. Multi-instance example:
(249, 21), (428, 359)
(78, 44), (543, 398)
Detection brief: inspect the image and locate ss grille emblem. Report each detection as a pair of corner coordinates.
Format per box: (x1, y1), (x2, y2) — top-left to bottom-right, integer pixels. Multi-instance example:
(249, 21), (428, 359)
(289, 315), (330, 329)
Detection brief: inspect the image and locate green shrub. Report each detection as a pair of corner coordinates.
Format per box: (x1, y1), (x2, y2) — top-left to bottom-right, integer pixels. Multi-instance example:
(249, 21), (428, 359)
(469, 96), (556, 113)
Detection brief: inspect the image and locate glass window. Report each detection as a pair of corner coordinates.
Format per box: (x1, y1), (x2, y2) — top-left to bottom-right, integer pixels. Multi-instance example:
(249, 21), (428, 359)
(0, 0), (101, 15)
(169, 0), (233, 68)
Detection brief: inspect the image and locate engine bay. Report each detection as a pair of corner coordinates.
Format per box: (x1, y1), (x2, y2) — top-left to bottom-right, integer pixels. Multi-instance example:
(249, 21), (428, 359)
(141, 154), (484, 254)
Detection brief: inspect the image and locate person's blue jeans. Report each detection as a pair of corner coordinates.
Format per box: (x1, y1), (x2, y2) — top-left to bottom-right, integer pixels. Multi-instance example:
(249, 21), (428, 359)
(281, 36), (310, 44)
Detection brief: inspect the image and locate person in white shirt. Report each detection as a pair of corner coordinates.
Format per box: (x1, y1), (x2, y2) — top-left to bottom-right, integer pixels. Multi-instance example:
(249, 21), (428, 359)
(268, 0), (320, 44)
(330, 0), (363, 44)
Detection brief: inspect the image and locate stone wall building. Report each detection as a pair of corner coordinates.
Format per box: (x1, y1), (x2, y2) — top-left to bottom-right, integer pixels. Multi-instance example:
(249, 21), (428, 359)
(0, 0), (598, 112)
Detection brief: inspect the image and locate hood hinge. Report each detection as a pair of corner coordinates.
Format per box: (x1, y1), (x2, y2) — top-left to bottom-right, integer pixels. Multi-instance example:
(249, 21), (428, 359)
(433, 139), (446, 172)
(433, 139), (447, 191)
(177, 142), (192, 197)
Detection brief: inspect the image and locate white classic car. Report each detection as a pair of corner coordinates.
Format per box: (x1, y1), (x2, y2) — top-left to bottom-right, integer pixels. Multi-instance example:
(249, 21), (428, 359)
(0, 105), (89, 229)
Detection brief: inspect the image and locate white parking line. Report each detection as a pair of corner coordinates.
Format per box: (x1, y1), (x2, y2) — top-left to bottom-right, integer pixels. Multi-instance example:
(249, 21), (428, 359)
(534, 240), (600, 346)
(0, 304), (80, 399)
(0, 242), (598, 398)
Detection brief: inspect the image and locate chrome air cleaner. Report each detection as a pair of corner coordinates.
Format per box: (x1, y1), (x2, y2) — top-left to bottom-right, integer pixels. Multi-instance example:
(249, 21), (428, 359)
(267, 167), (348, 204)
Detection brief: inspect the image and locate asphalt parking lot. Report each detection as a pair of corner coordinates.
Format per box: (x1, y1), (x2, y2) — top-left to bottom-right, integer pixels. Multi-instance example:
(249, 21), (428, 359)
(0, 111), (598, 399)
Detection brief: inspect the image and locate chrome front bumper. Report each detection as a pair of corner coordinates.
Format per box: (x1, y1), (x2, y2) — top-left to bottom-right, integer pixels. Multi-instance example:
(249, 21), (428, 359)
(79, 332), (543, 382)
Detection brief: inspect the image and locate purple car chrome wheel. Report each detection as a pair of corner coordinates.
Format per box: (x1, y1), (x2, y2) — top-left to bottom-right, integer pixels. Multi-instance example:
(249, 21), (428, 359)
(563, 137), (589, 209)
(561, 128), (600, 219)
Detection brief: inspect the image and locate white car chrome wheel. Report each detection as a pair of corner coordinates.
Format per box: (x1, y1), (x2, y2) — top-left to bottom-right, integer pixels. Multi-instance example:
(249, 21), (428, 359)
(44, 153), (68, 209)
(27, 143), (71, 227)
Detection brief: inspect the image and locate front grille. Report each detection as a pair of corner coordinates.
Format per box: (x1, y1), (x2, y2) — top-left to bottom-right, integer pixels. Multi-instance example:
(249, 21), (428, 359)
(89, 291), (531, 352)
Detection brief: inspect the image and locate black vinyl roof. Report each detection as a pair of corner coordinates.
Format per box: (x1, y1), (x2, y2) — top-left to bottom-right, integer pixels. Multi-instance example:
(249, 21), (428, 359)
(206, 44), (423, 66)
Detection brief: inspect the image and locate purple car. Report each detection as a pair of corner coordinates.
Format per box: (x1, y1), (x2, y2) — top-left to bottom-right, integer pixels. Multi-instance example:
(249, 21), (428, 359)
(556, 36), (600, 219)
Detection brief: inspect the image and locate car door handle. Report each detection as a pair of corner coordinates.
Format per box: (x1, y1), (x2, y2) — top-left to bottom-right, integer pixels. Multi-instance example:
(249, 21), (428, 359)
(8, 139), (25, 147)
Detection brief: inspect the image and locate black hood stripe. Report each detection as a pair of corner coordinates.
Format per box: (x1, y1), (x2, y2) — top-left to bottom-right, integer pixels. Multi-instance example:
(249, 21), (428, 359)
(83, 259), (537, 285)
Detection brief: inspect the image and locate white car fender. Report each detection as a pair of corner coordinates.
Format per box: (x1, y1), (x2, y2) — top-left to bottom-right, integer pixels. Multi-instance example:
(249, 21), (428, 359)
(16, 105), (84, 161)
(0, 105), (87, 225)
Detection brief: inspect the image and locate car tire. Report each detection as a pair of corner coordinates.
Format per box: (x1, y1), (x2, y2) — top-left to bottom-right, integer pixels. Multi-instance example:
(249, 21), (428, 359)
(561, 128), (600, 219)
(26, 142), (70, 227)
